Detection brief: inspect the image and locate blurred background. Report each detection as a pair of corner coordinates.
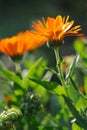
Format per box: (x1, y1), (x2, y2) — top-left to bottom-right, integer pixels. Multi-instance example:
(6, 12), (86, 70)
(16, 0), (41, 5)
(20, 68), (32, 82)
(0, 0), (87, 37)
(0, 0), (87, 58)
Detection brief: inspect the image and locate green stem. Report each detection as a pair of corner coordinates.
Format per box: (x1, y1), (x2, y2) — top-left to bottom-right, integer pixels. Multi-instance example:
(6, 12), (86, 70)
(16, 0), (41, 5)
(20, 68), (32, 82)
(54, 47), (67, 94)
(15, 62), (21, 73)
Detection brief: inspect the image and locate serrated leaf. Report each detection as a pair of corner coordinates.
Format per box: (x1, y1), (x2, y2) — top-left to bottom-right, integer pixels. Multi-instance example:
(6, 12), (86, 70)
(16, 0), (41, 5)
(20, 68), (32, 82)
(29, 78), (66, 96)
(30, 77), (58, 89)
(63, 95), (87, 129)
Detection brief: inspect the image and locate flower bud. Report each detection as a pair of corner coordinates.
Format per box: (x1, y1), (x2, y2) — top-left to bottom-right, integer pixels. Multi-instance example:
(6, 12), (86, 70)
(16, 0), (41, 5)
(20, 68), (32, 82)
(0, 107), (22, 129)
(21, 92), (43, 116)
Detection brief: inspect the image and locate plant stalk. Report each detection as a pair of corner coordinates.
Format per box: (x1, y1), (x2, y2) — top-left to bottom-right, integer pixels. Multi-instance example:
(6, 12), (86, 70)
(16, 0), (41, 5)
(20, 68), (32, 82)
(54, 47), (68, 94)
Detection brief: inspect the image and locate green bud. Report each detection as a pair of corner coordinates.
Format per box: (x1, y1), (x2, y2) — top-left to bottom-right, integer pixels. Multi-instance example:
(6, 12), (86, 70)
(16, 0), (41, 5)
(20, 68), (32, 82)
(21, 92), (43, 116)
(8, 112), (18, 121)
(0, 107), (22, 129)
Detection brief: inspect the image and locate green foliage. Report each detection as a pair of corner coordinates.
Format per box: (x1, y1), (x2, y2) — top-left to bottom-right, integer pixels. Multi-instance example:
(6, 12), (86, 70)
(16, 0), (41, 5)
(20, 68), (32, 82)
(1, 37), (87, 129)
(63, 95), (87, 129)
(30, 78), (66, 96)
(72, 123), (84, 130)
(0, 68), (27, 89)
(74, 39), (87, 67)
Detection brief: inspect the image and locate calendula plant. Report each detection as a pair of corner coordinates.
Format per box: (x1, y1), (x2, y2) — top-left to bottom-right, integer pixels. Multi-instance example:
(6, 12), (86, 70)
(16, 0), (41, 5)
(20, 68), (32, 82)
(0, 15), (87, 130)
(28, 15), (87, 129)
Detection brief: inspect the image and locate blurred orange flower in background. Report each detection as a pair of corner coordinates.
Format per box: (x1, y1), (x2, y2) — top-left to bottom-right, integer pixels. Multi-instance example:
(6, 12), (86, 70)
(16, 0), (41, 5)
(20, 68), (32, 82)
(30, 15), (82, 43)
(0, 31), (47, 57)
(0, 32), (30, 57)
(5, 96), (12, 104)
(22, 31), (47, 51)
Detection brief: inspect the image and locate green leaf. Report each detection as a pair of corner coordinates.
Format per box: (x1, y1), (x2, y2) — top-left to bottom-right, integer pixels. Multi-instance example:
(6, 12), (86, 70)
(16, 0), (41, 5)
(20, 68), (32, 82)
(41, 65), (57, 75)
(24, 58), (46, 79)
(70, 76), (87, 100)
(69, 76), (78, 91)
(74, 40), (84, 54)
(72, 123), (84, 130)
(29, 78), (66, 96)
(84, 76), (87, 95)
(74, 39), (87, 67)
(30, 77), (58, 89)
(63, 95), (87, 129)
(0, 68), (27, 89)
(74, 39), (87, 59)
(65, 55), (79, 79)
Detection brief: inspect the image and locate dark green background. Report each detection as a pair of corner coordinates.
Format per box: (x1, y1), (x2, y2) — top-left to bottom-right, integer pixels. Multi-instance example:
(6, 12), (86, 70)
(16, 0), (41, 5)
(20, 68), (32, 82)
(0, 0), (86, 38)
(0, 0), (87, 63)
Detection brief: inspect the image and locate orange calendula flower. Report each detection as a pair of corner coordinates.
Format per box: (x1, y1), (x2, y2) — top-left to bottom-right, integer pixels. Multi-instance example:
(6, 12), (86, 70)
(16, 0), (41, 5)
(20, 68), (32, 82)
(0, 31), (48, 57)
(0, 32), (33, 57)
(30, 15), (82, 46)
(22, 30), (48, 51)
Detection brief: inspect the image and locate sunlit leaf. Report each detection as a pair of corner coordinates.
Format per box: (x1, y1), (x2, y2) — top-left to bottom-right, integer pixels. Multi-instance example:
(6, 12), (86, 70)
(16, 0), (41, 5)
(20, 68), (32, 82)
(63, 95), (87, 129)
(84, 76), (87, 95)
(70, 76), (87, 100)
(29, 78), (66, 96)
(72, 123), (84, 130)
(24, 58), (46, 80)
(74, 40), (84, 55)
